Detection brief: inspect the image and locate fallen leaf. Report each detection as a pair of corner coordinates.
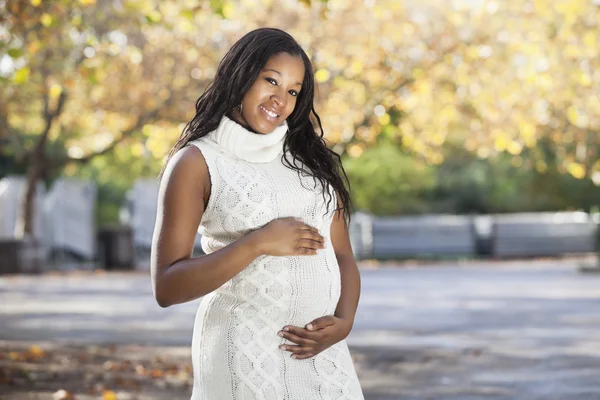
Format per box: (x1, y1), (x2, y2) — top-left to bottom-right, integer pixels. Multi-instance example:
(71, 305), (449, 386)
(28, 345), (46, 359)
(151, 368), (164, 378)
(52, 389), (74, 400)
(135, 364), (146, 375)
(102, 389), (117, 400)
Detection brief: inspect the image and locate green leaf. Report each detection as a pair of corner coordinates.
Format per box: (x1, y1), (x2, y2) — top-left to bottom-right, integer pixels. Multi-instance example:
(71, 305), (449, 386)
(209, 0), (225, 17)
(144, 10), (162, 23)
(180, 9), (194, 20)
(7, 48), (23, 58)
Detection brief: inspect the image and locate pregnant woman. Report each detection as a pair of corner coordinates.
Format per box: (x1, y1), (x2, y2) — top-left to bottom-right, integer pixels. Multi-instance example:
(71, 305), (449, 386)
(151, 28), (364, 399)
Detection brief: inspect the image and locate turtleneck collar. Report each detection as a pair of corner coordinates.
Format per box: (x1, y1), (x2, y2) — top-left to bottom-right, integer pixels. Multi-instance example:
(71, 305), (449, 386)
(206, 115), (288, 163)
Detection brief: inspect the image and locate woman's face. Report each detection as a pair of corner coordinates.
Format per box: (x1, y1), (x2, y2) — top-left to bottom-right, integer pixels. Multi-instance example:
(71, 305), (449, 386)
(234, 52), (305, 134)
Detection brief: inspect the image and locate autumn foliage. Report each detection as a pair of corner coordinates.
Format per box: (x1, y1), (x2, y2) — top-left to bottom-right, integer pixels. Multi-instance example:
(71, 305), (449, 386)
(1, 0), (598, 226)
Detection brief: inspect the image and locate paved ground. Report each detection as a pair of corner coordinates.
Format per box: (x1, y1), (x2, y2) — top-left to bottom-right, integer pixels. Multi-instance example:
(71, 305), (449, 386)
(1, 258), (600, 399)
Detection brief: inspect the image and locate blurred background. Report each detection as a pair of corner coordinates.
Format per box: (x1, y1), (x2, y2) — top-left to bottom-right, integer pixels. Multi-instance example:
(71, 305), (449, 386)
(1, 0), (600, 399)
(1, 0), (599, 268)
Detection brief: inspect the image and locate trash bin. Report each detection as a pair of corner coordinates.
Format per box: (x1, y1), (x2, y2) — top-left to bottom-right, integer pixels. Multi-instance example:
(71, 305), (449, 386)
(0, 238), (46, 274)
(0, 239), (20, 274)
(97, 226), (134, 270)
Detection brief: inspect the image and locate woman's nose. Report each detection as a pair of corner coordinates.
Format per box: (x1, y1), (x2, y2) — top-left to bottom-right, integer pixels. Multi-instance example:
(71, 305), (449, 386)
(271, 93), (286, 108)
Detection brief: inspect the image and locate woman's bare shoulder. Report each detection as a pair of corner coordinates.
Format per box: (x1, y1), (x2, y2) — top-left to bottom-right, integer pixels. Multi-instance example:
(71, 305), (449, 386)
(161, 144), (210, 203)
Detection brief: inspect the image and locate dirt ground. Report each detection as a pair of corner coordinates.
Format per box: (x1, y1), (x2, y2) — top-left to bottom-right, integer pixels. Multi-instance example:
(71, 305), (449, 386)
(3, 259), (600, 399)
(0, 341), (487, 400)
(4, 339), (600, 400)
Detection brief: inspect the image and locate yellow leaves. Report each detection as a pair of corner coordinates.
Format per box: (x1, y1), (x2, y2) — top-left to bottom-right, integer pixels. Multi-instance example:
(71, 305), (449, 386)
(439, 106), (457, 124)
(536, 160), (548, 173)
(519, 121), (536, 138)
(222, 2), (235, 19)
(578, 71), (592, 87)
(71, 14), (82, 26)
(524, 136), (537, 148)
(564, 44), (581, 58)
(40, 13), (53, 27)
(535, 73), (553, 91)
(349, 60), (363, 76)
(79, 0), (97, 5)
(567, 106), (579, 125)
(431, 133), (446, 147)
(412, 68), (425, 80)
(555, 0), (586, 24)
(428, 152), (444, 165)
(455, 67), (470, 86)
(29, 345), (46, 358)
(413, 80), (431, 95)
(347, 143), (364, 158)
(130, 142), (146, 157)
(401, 133), (415, 148)
(13, 67), (30, 84)
(49, 83), (63, 102)
(7, 345), (47, 362)
(364, 69), (381, 86)
(102, 390), (117, 400)
(567, 106), (589, 128)
(583, 31), (597, 51)
(494, 135), (509, 152)
(144, 124), (179, 159)
(27, 40), (41, 55)
(567, 162), (586, 179)
(448, 11), (465, 26)
(30, 0), (41, 6)
(464, 138), (478, 152)
(507, 141), (523, 155)
(315, 69), (330, 83)
(476, 147), (490, 159)
(466, 46), (480, 60)
(378, 113), (390, 125)
(145, 10), (162, 23)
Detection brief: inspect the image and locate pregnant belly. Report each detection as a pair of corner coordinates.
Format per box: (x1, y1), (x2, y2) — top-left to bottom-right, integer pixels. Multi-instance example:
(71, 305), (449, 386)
(221, 250), (341, 328)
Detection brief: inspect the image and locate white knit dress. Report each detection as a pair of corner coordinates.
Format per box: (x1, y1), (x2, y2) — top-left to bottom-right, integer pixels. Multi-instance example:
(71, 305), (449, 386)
(187, 116), (364, 400)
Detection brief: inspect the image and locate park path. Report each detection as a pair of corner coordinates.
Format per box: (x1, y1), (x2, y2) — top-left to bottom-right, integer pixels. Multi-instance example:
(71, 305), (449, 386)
(2, 258), (600, 399)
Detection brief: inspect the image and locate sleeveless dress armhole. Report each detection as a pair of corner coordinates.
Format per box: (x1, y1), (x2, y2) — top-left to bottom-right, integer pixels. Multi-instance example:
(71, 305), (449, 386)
(186, 139), (220, 229)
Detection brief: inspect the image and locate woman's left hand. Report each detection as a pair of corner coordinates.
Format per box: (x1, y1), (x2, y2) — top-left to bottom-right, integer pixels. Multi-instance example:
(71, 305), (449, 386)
(278, 315), (352, 360)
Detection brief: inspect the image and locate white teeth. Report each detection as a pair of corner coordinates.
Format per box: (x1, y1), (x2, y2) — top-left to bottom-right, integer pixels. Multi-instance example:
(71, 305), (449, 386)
(261, 106), (279, 118)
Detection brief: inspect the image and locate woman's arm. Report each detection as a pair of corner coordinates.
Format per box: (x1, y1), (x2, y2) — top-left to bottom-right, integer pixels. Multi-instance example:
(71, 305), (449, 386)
(150, 146), (264, 308)
(277, 199), (362, 360)
(151, 146), (325, 308)
(331, 204), (361, 326)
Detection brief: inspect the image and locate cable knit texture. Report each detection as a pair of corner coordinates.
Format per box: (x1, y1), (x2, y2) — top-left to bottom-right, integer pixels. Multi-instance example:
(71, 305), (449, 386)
(187, 116), (364, 400)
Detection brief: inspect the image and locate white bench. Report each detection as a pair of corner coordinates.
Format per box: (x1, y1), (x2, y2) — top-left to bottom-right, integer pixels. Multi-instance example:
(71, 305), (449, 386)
(0, 175), (46, 240)
(120, 179), (203, 265)
(359, 214), (475, 259)
(492, 212), (597, 257)
(44, 178), (97, 260)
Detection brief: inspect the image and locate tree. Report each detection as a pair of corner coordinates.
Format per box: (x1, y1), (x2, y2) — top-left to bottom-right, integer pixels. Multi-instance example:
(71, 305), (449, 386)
(1, 0), (233, 237)
(3, 0), (598, 239)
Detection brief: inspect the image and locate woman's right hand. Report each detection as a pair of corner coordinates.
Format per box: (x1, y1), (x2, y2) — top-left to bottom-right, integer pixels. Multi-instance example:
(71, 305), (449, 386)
(253, 218), (325, 256)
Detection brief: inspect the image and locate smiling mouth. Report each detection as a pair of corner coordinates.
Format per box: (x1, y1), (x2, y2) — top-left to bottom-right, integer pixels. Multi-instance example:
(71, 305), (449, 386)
(260, 105), (280, 120)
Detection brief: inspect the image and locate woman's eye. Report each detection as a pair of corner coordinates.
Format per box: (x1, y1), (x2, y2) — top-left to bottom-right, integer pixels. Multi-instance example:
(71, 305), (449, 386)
(289, 90), (298, 97)
(266, 78), (277, 85)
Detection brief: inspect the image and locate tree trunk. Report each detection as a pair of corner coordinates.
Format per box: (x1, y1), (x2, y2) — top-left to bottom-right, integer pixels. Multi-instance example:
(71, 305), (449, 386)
(14, 155), (43, 240)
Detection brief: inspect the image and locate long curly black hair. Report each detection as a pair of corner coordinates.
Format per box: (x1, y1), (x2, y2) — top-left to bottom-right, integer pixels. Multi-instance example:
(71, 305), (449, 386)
(161, 28), (351, 222)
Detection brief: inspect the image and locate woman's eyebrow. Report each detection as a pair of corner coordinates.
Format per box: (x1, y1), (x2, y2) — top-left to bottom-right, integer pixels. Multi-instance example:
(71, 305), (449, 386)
(263, 68), (302, 86)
